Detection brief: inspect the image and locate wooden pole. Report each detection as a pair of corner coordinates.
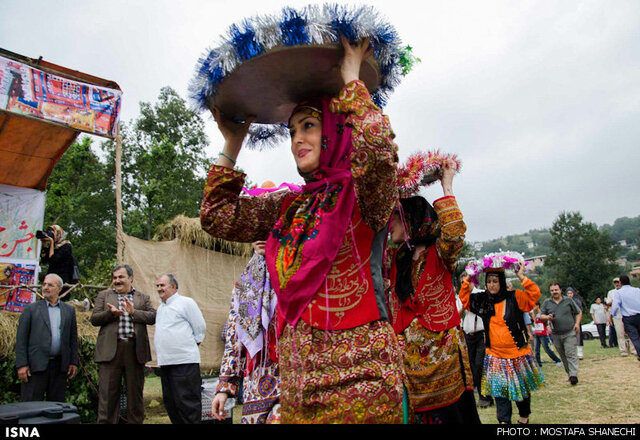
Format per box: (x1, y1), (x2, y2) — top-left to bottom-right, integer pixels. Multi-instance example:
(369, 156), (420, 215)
(0, 283), (107, 309)
(115, 128), (124, 264)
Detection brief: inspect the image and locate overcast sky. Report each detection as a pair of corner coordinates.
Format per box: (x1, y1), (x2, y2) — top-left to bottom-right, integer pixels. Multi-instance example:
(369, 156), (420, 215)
(1, 0), (639, 242)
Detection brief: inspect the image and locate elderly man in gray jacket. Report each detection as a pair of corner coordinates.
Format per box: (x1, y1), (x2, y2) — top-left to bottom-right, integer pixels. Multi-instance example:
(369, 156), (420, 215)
(15, 273), (78, 402)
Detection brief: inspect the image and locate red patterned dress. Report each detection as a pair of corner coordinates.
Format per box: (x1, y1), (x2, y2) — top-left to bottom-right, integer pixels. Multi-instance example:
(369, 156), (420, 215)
(201, 80), (405, 423)
(388, 196), (478, 423)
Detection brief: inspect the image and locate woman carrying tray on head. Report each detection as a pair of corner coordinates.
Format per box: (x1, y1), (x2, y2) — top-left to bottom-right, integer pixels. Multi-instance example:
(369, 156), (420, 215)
(200, 36), (404, 423)
(387, 155), (480, 424)
(458, 256), (545, 424)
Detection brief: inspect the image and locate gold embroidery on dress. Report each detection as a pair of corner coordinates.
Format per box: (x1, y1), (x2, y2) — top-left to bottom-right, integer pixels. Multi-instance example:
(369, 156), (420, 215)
(316, 218), (371, 322)
(415, 268), (455, 327)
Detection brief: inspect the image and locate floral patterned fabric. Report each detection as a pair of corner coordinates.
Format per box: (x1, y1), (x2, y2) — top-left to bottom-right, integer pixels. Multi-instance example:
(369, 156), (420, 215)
(330, 80), (399, 233)
(431, 196), (466, 273)
(278, 319), (404, 424)
(387, 196), (467, 333)
(200, 79), (397, 246)
(387, 196), (476, 418)
(397, 319), (473, 413)
(217, 275), (280, 424)
(201, 80), (402, 422)
(233, 252), (277, 359)
(201, 165), (288, 243)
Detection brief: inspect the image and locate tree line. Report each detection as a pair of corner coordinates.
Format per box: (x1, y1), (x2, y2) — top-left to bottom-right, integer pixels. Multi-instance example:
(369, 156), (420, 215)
(42, 87), (637, 306)
(43, 87), (212, 287)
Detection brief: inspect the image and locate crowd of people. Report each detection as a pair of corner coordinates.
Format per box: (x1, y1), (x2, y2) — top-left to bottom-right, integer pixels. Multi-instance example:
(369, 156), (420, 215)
(14, 35), (640, 426)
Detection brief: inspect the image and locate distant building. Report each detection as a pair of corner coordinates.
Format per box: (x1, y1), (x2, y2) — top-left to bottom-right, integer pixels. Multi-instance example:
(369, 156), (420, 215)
(631, 266), (640, 280)
(616, 256), (629, 266)
(526, 242), (535, 249)
(525, 255), (547, 271)
(473, 242), (483, 251)
(618, 240), (627, 247)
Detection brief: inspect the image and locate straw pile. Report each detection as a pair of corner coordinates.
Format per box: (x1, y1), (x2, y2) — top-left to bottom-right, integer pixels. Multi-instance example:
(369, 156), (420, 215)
(0, 310), (98, 357)
(154, 214), (253, 257)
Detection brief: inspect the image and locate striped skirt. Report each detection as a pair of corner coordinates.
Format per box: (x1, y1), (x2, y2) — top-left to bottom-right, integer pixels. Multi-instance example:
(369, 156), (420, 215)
(481, 353), (545, 401)
(278, 319), (405, 424)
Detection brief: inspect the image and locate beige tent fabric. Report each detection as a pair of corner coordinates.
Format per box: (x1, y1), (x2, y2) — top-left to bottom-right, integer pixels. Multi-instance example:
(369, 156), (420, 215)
(123, 234), (250, 371)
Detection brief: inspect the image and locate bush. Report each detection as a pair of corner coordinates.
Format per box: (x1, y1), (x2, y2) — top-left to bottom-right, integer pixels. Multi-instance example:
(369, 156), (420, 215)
(65, 337), (100, 423)
(0, 314), (99, 423)
(0, 354), (21, 403)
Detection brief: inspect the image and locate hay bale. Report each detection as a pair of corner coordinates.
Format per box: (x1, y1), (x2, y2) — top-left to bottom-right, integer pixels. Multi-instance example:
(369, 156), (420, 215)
(76, 311), (99, 340)
(154, 214), (253, 257)
(0, 312), (19, 357)
(0, 309), (98, 358)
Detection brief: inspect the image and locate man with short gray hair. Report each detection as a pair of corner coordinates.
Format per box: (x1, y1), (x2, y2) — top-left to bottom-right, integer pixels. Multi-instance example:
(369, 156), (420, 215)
(606, 277), (637, 357)
(15, 273), (78, 401)
(155, 273), (206, 424)
(610, 275), (640, 362)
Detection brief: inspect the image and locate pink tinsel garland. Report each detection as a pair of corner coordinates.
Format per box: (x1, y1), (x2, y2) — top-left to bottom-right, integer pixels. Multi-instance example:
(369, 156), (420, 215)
(397, 150), (461, 198)
(464, 251), (529, 286)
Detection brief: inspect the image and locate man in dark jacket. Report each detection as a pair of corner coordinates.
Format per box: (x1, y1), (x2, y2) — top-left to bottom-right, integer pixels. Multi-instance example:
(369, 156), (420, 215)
(15, 273), (78, 401)
(90, 264), (156, 424)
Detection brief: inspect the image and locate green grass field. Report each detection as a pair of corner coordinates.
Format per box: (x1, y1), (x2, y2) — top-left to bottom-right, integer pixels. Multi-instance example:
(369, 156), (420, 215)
(142, 338), (640, 424)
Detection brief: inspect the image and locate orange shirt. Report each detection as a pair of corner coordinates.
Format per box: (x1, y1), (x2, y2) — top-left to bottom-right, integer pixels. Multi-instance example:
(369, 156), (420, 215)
(459, 277), (540, 359)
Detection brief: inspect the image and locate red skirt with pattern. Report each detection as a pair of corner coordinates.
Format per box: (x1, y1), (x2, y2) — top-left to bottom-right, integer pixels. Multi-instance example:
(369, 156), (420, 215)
(278, 319), (405, 424)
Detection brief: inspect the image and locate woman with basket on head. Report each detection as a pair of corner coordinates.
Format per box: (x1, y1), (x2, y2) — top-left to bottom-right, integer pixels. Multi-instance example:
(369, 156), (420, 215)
(459, 254), (545, 424)
(196, 6), (411, 423)
(386, 152), (480, 424)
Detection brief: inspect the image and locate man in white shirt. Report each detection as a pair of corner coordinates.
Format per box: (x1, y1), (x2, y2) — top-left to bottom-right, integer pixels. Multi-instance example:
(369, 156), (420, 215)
(606, 277), (637, 357)
(590, 297), (609, 348)
(610, 275), (640, 362)
(155, 274), (206, 423)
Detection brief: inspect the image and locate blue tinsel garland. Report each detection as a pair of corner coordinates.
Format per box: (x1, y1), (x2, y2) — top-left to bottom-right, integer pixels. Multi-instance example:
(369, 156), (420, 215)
(189, 3), (415, 148)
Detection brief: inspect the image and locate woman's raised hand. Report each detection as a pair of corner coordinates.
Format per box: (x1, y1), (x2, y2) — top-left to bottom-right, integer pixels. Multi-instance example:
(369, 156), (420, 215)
(515, 262), (526, 280)
(339, 35), (374, 85)
(212, 106), (255, 168)
(440, 159), (457, 197)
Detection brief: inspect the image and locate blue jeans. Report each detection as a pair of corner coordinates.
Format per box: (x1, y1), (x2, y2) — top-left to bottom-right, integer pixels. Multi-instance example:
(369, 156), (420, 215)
(534, 335), (561, 365)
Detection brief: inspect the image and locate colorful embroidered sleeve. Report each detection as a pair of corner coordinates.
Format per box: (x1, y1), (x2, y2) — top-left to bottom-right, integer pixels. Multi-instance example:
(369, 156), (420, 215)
(200, 165), (289, 242)
(515, 277), (541, 313)
(330, 80), (399, 232)
(433, 196), (467, 273)
(216, 299), (244, 396)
